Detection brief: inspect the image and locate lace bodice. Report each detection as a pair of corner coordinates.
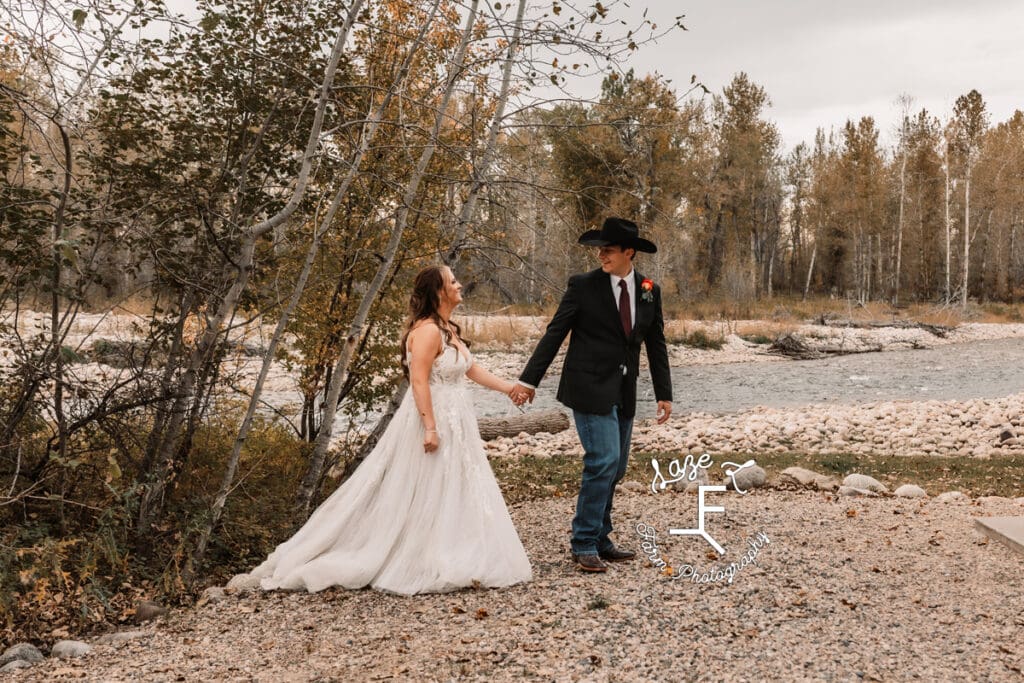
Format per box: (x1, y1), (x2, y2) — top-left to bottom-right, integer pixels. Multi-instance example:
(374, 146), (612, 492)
(407, 342), (472, 386)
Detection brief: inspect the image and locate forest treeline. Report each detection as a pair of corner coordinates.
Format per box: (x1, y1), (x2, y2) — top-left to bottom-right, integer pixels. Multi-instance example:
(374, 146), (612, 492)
(0, 0), (1020, 642)
(490, 75), (1022, 309)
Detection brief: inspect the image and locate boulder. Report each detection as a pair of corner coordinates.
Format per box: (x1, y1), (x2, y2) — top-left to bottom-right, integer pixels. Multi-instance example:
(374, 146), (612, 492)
(0, 643), (44, 667)
(779, 466), (839, 491)
(725, 464), (767, 492)
(51, 640), (92, 659)
(95, 631), (148, 646)
(135, 600), (168, 623)
(620, 480), (645, 493)
(0, 660), (33, 673)
(670, 465), (709, 493)
(894, 484), (927, 498)
(226, 574), (262, 593)
(838, 486), (879, 497)
(842, 474), (888, 493)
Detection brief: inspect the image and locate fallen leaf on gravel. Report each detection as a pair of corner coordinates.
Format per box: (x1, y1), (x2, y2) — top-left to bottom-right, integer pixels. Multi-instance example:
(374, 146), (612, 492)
(451, 606), (466, 614)
(846, 509), (858, 517)
(473, 608), (488, 620)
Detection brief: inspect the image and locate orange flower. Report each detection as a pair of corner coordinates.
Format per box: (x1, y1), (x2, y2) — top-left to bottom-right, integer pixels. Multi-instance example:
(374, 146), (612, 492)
(640, 278), (654, 302)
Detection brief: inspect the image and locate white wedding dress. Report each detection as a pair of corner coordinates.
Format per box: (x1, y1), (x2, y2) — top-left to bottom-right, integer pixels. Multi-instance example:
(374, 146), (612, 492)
(233, 342), (532, 595)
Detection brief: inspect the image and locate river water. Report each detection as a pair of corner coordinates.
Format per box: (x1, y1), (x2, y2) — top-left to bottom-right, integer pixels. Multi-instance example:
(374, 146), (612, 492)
(470, 337), (1024, 419)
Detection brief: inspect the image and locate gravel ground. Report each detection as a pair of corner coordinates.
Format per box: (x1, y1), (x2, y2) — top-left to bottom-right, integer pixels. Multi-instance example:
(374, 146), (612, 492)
(14, 489), (1024, 682)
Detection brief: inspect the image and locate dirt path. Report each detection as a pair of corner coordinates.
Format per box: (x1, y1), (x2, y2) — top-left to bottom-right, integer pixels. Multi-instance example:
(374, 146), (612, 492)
(18, 490), (1024, 682)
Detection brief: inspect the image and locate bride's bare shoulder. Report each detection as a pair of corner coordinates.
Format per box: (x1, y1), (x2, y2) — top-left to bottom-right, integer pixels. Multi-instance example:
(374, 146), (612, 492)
(407, 321), (443, 356)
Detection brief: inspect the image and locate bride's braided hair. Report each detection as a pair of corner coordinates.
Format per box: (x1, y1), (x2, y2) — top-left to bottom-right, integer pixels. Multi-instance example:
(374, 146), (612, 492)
(399, 265), (467, 378)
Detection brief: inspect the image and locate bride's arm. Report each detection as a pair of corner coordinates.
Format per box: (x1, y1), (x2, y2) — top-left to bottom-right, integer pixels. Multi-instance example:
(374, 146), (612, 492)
(408, 323), (443, 452)
(467, 362), (516, 394)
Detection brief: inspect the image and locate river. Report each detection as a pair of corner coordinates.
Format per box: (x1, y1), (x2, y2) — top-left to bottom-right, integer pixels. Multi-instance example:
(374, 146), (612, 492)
(470, 337), (1024, 419)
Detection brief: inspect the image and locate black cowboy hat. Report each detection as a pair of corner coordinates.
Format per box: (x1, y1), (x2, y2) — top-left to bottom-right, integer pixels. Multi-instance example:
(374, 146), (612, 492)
(577, 217), (657, 254)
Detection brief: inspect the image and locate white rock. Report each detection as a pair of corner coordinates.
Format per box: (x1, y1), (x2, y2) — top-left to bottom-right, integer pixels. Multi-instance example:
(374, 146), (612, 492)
(226, 573), (262, 593)
(0, 660), (33, 673)
(670, 466), (709, 493)
(726, 464), (766, 492)
(814, 476), (840, 492)
(779, 466), (823, 487)
(95, 631), (148, 646)
(936, 491), (970, 503)
(842, 474), (888, 493)
(838, 486), (879, 497)
(977, 495), (1010, 505)
(894, 484), (927, 498)
(202, 586), (228, 603)
(51, 640), (92, 659)
(0, 643), (44, 667)
(620, 480), (645, 493)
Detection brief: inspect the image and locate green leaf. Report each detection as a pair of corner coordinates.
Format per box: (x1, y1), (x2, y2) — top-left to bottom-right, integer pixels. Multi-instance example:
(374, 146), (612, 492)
(200, 14), (220, 32)
(72, 9), (87, 30)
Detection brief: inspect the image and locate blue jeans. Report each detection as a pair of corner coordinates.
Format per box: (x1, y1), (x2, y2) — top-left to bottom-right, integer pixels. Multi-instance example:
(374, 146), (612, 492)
(571, 406), (634, 556)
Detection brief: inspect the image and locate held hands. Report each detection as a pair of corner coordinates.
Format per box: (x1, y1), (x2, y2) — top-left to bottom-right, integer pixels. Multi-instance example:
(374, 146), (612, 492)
(508, 383), (535, 407)
(423, 428), (439, 453)
(656, 401), (672, 425)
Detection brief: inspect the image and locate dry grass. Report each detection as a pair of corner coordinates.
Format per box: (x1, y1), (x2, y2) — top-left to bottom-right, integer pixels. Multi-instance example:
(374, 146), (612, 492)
(664, 296), (1024, 327)
(459, 314), (549, 349)
(492, 450), (1024, 502)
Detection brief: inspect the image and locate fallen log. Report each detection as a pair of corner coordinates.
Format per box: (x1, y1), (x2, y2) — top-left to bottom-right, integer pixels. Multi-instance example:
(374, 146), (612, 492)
(767, 334), (883, 360)
(812, 317), (954, 338)
(478, 409), (570, 441)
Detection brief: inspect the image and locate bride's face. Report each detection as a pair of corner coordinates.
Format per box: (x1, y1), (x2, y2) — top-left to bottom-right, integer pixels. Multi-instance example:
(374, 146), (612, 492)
(440, 268), (463, 307)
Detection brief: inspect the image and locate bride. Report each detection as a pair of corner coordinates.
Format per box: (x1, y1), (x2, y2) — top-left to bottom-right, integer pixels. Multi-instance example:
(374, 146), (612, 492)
(229, 265), (532, 594)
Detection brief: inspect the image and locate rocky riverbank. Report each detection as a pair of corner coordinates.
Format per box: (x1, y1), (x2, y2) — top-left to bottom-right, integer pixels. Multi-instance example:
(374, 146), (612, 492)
(483, 393), (1024, 461)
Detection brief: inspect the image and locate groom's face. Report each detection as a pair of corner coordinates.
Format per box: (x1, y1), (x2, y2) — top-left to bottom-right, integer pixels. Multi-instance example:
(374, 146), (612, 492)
(597, 245), (634, 277)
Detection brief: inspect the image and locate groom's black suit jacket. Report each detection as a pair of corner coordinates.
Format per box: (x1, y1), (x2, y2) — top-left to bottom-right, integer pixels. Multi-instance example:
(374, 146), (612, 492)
(520, 268), (672, 419)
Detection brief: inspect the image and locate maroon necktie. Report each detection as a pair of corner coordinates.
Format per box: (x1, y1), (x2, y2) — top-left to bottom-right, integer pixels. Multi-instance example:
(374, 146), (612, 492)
(618, 280), (631, 336)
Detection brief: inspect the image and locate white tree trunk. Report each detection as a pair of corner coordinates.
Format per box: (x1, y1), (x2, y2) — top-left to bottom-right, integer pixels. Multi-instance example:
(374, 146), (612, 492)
(944, 141), (952, 302)
(444, 0), (528, 267)
(962, 171), (971, 308)
(185, 6), (436, 572)
(895, 141), (907, 306)
(136, 0), (364, 535)
(803, 242), (816, 301)
(294, 0), (483, 516)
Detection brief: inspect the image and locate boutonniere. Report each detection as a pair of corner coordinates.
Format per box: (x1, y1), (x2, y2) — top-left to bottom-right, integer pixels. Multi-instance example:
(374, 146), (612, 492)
(640, 278), (655, 303)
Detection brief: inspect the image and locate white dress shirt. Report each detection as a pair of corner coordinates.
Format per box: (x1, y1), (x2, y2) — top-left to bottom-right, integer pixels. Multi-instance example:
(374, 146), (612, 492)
(610, 269), (636, 332)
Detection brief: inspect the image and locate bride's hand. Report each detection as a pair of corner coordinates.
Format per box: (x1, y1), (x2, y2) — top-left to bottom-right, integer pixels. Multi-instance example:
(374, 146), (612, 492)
(424, 428), (439, 453)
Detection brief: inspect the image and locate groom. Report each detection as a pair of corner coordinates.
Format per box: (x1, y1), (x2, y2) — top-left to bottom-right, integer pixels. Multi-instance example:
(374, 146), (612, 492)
(511, 217), (672, 573)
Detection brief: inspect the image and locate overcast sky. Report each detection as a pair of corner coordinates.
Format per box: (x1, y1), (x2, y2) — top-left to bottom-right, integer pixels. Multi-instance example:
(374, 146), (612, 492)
(618, 0), (1024, 152)
(159, 0), (1022, 153)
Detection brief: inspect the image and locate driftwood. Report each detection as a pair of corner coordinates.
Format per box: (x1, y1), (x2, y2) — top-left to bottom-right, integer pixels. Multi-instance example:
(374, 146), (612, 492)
(768, 334), (883, 360)
(813, 316), (954, 338)
(478, 409), (570, 441)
